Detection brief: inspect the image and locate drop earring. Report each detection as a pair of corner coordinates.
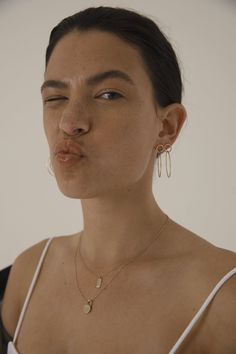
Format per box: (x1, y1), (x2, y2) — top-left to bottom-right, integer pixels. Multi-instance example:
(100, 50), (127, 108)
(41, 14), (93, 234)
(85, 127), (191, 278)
(155, 144), (172, 178)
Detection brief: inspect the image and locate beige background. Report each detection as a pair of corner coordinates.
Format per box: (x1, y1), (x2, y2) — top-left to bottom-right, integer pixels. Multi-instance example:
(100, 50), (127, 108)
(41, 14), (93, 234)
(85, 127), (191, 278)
(0, 0), (235, 268)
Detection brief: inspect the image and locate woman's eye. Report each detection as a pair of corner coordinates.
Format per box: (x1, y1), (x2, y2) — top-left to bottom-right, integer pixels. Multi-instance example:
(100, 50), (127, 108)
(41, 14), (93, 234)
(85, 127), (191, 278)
(43, 92), (123, 104)
(44, 97), (66, 103)
(98, 91), (123, 100)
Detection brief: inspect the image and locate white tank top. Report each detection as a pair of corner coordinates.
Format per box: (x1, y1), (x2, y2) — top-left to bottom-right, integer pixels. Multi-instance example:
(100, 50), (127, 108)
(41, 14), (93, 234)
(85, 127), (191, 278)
(6, 237), (236, 354)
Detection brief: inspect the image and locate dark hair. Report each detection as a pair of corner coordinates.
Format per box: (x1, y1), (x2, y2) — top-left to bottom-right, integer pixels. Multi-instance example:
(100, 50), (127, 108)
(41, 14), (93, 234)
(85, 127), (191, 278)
(46, 6), (183, 107)
(45, 6), (183, 108)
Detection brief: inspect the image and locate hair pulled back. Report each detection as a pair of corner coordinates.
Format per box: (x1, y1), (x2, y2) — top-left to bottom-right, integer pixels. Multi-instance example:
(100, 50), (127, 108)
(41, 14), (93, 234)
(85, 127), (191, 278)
(45, 6), (183, 108)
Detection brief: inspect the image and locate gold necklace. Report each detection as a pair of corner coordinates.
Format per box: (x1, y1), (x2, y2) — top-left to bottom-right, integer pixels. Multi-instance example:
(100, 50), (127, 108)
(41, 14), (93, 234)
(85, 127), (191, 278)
(74, 214), (170, 314)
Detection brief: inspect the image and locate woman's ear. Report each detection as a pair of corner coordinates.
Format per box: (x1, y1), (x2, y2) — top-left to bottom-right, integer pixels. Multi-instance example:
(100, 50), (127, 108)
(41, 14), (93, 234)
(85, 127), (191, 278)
(158, 103), (187, 145)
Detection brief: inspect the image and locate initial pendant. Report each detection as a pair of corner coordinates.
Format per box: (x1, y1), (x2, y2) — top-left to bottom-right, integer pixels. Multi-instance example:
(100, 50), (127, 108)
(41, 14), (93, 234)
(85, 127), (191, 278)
(83, 299), (93, 314)
(96, 276), (103, 288)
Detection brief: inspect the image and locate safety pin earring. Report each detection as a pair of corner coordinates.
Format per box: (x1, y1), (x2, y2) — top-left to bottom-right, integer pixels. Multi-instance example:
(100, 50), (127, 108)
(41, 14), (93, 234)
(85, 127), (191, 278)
(156, 144), (172, 178)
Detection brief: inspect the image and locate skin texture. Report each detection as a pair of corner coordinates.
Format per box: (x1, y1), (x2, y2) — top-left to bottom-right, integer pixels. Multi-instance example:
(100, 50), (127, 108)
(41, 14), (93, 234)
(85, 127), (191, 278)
(42, 29), (187, 271)
(1, 29), (236, 354)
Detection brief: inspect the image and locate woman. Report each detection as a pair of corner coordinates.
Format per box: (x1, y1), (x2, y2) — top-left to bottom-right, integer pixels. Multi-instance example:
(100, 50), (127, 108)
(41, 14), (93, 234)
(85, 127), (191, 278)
(1, 6), (236, 354)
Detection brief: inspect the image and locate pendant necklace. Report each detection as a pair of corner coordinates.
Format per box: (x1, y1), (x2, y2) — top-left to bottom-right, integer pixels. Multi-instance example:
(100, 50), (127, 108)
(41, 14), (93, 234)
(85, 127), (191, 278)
(74, 214), (170, 314)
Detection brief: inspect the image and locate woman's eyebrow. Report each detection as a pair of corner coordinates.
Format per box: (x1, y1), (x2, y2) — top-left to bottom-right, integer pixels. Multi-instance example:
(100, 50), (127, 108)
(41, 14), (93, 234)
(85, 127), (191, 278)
(40, 69), (135, 93)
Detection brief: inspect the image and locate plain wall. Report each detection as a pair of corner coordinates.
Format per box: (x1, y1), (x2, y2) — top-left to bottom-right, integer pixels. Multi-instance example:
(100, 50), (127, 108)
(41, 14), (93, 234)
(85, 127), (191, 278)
(1, 0), (236, 268)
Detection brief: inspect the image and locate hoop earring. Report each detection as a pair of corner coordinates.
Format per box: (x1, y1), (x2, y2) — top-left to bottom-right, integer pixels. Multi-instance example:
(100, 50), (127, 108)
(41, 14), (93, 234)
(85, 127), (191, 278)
(155, 144), (172, 178)
(46, 156), (55, 177)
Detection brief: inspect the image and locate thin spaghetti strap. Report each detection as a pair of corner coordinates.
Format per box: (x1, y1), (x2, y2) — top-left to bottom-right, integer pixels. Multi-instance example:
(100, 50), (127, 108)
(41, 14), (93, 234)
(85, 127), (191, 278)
(168, 267), (236, 354)
(13, 237), (54, 344)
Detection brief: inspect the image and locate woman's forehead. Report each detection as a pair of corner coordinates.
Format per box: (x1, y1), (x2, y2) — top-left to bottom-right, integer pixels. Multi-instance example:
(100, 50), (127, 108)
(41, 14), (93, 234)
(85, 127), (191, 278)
(45, 30), (150, 85)
(47, 29), (141, 61)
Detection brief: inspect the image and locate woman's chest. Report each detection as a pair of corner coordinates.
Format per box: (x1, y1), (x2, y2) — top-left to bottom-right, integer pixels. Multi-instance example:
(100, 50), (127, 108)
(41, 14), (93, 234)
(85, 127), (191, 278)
(14, 261), (211, 354)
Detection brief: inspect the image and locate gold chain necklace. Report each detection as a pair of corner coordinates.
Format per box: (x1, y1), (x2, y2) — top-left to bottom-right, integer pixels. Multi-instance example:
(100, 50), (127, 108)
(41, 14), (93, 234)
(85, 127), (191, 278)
(74, 214), (170, 314)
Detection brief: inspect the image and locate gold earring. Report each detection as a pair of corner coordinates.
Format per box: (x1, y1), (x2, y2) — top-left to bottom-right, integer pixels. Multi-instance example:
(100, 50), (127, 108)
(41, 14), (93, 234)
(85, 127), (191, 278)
(164, 144), (172, 178)
(46, 156), (55, 177)
(155, 144), (172, 178)
(156, 144), (164, 177)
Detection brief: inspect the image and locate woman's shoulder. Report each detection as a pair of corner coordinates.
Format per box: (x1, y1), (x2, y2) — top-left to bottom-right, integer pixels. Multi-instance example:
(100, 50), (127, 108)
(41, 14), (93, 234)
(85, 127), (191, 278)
(7, 234), (77, 292)
(0, 234), (74, 339)
(167, 217), (236, 260)
(9, 233), (78, 275)
(188, 237), (236, 352)
(164, 218), (236, 307)
(167, 219), (236, 351)
(0, 237), (52, 337)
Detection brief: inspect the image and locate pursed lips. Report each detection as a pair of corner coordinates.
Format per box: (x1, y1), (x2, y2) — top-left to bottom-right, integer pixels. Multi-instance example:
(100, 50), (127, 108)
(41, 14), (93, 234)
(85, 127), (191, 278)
(54, 140), (85, 157)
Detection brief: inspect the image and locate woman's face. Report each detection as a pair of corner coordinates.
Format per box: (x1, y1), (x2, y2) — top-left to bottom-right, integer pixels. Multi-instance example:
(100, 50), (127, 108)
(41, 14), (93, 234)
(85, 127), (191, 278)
(41, 30), (164, 199)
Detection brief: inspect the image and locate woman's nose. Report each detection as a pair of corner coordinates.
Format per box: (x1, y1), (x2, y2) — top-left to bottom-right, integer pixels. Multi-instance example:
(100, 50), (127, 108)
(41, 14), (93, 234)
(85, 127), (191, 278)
(59, 104), (89, 136)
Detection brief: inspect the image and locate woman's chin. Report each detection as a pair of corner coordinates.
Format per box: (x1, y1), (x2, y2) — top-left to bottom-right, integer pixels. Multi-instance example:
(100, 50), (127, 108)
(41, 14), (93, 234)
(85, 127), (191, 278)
(56, 182), (101, 199)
